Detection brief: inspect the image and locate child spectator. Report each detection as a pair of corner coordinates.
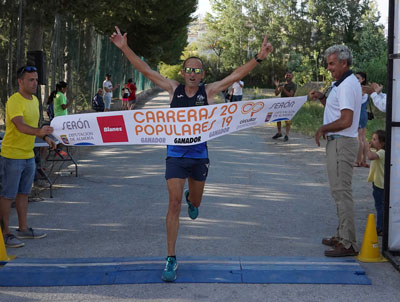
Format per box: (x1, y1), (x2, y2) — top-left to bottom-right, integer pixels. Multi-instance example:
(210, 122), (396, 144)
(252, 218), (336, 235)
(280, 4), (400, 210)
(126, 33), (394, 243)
(365, 129), (386, 236)
(121, 85), (130, 110)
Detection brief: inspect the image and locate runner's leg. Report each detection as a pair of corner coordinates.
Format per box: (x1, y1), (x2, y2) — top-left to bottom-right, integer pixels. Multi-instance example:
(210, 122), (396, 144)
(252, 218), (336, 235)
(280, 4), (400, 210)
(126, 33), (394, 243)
(166, 178), (185, 256)
(187, 177), (205, 208)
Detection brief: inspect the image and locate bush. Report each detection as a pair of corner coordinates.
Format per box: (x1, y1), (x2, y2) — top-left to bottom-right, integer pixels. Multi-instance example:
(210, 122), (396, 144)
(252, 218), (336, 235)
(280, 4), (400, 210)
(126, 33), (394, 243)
(291, 101), (324, 136)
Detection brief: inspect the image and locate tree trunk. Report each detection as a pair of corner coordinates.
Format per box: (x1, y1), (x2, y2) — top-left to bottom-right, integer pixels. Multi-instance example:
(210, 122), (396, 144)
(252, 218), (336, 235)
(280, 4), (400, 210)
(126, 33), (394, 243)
(16, 0), (26, 71)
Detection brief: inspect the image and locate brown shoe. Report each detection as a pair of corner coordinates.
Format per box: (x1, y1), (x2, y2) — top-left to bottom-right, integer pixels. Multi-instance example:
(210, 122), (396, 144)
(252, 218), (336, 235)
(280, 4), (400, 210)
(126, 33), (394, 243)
(321, 236), (339, 247)
(324, 243), (358, 257)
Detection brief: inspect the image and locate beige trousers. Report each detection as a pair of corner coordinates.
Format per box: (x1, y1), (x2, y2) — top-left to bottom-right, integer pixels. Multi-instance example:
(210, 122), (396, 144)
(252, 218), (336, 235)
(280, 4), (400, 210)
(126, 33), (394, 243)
(326, 137), (359, 250)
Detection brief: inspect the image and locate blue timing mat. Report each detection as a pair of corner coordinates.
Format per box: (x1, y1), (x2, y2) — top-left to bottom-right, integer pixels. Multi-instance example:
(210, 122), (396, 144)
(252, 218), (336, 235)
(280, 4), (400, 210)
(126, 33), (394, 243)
(0, 256), (370, 287)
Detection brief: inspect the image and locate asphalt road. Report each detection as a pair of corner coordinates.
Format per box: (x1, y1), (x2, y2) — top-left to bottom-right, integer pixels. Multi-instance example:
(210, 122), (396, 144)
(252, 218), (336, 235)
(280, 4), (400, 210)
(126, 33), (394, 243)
(1, 91), (399, 302)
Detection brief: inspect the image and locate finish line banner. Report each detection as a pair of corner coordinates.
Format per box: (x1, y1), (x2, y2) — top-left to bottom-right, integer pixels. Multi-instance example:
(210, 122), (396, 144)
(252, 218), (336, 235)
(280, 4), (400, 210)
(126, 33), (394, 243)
(51, 96), (307, 146)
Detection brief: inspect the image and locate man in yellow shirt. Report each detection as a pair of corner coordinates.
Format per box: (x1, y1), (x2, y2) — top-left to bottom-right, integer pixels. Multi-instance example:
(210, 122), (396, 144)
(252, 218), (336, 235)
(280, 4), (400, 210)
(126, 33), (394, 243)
(0, 66), (56, 248)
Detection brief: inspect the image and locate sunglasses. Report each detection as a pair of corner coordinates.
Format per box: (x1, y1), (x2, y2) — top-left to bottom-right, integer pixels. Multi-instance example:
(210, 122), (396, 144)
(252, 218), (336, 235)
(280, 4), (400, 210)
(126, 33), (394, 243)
(23, 66), (37, 72)
(184, 67), (202, 74)
(17, 66), (37, 77)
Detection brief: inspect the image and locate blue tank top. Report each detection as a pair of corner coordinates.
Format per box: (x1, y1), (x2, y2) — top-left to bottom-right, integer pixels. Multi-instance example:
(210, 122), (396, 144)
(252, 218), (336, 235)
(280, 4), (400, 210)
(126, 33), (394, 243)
(167, 84), (209, 158)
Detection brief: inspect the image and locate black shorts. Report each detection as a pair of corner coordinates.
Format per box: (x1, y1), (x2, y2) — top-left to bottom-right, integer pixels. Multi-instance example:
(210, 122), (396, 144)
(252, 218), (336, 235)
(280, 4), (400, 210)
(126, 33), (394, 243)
(165, 157), (210, 181)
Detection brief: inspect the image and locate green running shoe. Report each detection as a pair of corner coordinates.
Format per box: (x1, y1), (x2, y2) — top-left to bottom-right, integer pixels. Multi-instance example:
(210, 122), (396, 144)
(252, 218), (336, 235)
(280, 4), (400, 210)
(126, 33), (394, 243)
(185, 189), (198, 220)
(161, 256), (178, 282)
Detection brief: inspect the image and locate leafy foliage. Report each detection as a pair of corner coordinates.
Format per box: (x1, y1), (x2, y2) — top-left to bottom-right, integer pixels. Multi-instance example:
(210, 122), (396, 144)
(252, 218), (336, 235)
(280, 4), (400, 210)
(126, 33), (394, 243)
(193, 0), (386, 89)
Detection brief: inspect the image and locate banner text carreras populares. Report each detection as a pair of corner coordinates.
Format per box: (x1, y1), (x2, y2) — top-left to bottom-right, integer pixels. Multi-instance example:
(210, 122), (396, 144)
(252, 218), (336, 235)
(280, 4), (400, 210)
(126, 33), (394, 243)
(50, 96), (307, 146)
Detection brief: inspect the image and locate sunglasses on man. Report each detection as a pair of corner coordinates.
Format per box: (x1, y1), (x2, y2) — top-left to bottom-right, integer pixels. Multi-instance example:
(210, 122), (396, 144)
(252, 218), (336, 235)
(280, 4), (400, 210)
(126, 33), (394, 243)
(17, 66), (37, 77)
(184, 67), (203, 74)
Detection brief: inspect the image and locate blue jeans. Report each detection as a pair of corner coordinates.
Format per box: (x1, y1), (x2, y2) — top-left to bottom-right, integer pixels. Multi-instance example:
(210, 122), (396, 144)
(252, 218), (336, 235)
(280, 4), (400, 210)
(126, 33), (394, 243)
(104, 94), (112, 109)
(372, 183), (384, 232)
(232, 95), (242, 102)
(0, 157), (36, 199)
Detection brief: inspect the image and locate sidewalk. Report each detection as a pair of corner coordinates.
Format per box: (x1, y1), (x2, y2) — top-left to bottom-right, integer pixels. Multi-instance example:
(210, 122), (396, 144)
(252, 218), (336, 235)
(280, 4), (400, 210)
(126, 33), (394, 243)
(1, 91), (399, 301)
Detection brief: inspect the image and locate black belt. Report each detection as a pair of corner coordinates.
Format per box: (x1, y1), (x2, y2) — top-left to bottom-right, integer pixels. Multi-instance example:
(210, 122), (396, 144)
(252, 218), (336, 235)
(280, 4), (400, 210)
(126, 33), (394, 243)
(327, 135), (344, 141)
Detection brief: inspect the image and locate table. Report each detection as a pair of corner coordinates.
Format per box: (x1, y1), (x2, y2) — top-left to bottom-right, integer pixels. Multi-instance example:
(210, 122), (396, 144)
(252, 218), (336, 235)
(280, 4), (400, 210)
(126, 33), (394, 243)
(0, 136), (78, 198)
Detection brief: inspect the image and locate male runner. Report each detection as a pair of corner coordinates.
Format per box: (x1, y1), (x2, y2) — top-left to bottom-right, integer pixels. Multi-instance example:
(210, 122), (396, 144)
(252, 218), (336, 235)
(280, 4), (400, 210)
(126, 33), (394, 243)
(110, 26), (273, 282)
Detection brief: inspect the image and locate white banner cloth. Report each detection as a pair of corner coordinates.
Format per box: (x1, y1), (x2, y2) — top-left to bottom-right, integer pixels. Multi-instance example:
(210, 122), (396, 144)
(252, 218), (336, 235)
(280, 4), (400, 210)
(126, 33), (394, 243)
(51, 96), (307, 146)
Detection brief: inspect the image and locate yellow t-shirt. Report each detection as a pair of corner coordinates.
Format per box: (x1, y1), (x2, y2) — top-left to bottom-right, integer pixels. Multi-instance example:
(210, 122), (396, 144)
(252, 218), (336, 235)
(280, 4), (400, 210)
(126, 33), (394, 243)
(1, 92), (39, 159)
(367, 149), (385, 189)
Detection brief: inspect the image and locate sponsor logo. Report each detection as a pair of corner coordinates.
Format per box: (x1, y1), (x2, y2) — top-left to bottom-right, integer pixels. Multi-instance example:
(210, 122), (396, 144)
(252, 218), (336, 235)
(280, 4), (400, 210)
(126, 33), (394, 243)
(240, 118), (256, 124)
(174, 136), (202, 144)
(195, 94), (206, 105)
(241, 102), (264, 117)
(60, 134), (70, 145)
(265, 112), (273, 122)
(177, 94), (184, 98)
(268, 100), (295, 109)
(97, 115), (129, 143)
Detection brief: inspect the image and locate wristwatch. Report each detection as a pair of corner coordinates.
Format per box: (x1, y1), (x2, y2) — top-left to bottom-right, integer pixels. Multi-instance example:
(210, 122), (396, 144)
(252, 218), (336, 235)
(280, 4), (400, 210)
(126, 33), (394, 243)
(254, 54), (263, 63)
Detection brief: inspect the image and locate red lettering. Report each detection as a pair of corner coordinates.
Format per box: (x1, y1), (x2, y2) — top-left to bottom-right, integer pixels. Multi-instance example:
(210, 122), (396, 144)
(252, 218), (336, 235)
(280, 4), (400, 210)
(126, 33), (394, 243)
(146, 111), (156, 123)
(177, 110), (186, 122)
(133, 112), (144, 123)
(135, 125), (143, 135)
(156, 111), (166, 123)
(144, 125), (155, 135)
(187, 109), (198, 122)
(166, 110), (176, 123)
(192, 123), (201, 135)
(182, 124), (192, 135)
(155, 125), (164, 135)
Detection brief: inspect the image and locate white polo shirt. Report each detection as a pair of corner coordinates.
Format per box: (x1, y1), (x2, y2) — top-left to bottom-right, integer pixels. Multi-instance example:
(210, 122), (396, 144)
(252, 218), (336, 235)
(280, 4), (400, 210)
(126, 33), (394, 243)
(232, 81), (244, 96)
(323, 74), (362, 137)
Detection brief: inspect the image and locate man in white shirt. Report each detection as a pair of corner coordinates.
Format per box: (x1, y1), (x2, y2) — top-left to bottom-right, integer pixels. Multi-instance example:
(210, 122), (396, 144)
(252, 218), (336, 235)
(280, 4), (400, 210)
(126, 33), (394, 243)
(363, 83), (386, 112)
(309, 45), (361, 257)
(230, 80), (244, 102)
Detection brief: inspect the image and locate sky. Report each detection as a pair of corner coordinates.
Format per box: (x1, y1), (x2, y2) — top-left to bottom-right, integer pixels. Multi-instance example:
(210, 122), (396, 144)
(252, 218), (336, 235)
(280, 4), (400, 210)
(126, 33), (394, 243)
(196, 0), (389, 28)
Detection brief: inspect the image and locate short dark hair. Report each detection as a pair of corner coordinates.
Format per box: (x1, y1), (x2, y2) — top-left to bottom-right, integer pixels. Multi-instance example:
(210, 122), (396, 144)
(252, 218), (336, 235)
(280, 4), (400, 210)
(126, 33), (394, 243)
(127, 78), (133, 83)
(106, 73), (111, 78)
(182, 56), (204, 69)
(17, 66), (37, 79)
(374, 129), (386, 150)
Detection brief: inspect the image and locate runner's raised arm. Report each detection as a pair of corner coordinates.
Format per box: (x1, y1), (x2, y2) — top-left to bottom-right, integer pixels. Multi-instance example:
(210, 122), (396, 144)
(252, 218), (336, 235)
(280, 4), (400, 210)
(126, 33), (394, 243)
(110, 26), (179, 97)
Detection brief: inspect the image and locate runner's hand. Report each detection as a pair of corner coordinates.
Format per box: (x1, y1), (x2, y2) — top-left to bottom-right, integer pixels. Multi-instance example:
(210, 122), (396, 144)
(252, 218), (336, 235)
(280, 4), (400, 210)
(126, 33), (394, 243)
(110, 26), (127, 49)
(256, 34), (273, 60)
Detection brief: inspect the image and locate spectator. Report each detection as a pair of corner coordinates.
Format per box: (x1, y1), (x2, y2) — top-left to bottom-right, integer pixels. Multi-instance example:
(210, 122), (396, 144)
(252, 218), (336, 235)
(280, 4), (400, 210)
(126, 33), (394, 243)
(354, 72), (369, 168)
(92, 88), (105, 112)
(363, 83), (386, 112)
(46, 90), (56, 121)
(0, 66), (56, 248)
(121, 85), (130, 110)
(272, 71), (297, 141)
(230, 80), (244, 102)
(54, 81), (72, 117)
(127, 78), (137, 110)
(103, 74), (119, 111)
(309, 45), (361, 257)
(365, 130), (386, 236)
(222, 88), (231, 103)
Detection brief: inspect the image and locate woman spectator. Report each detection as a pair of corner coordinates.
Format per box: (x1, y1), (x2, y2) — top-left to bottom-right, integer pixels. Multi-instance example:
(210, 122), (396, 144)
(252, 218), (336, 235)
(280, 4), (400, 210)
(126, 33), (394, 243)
(354, 72), (369, 168)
